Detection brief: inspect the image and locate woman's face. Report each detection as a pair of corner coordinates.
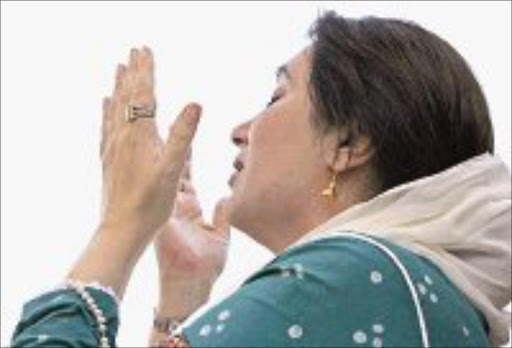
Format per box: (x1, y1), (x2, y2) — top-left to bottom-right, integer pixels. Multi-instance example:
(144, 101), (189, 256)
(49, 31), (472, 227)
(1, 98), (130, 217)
(227, 48), (331, 248)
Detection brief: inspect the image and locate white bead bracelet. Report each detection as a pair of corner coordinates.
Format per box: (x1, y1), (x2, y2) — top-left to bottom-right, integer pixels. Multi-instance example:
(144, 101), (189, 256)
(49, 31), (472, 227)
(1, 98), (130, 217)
(65, 280), (110, 348)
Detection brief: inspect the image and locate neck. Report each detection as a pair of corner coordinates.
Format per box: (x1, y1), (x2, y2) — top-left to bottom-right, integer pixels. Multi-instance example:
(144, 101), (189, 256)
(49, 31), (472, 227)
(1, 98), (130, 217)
(258, 185), (368, 254)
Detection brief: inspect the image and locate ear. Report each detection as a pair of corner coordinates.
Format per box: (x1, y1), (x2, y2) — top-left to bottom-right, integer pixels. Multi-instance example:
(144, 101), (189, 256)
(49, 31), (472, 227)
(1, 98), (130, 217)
(321, 129), (373, 173)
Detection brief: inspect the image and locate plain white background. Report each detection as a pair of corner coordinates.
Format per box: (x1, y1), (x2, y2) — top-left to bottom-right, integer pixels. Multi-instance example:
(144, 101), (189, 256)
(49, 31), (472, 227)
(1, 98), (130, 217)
(1, 1), (510, 346)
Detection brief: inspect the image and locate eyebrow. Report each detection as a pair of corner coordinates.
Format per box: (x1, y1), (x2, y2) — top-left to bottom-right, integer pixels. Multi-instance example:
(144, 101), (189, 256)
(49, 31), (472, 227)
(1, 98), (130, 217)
(275, 64), (291, 82)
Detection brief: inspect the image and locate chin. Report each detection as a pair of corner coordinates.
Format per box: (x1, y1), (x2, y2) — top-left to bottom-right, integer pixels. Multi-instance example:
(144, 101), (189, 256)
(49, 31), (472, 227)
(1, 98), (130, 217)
(227, 174), (271, 237)
(225, 192), (244, 230)
(226, 190), (253, 233)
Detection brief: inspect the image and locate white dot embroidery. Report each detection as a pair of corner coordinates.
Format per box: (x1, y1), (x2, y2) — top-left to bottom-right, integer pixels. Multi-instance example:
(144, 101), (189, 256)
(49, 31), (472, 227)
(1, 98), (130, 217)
(429, 293), (438, 303)
(353, 330), (367, 344)
(424, 275), (433, 285)
(199, 324), (212, 336)
(218, 310), (231, 321)
(293, 264), (305, 279)
(370, 271), (383, 284)
(288, 325), (303, 339)
(216, 324), (225, 333)
(37, 335), (49, 343)
(417, 282), (427, 295)
(463, 326), (470, 337)
(373, 337), (383, 348)
(372, 324), (385, 334)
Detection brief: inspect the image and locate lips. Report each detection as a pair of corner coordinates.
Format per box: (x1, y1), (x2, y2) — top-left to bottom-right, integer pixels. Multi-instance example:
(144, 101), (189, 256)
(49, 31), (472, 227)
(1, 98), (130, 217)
(229, 155), (245, 187)
(233, 157), (245, 172)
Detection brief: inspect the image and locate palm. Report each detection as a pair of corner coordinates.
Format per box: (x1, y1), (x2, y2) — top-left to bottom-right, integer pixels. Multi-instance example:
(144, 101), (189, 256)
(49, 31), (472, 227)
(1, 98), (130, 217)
(154, 158), (231, 284)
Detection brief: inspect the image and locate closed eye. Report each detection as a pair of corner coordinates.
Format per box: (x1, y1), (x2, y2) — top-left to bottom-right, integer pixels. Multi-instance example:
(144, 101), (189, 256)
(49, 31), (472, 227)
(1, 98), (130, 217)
(266, 94), (281, 108)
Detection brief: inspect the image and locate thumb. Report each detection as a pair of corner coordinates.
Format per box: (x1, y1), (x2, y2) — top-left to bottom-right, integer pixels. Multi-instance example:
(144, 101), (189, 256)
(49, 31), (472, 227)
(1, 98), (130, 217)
(160, 103), (202, 180)
(213, 197), (231, 239)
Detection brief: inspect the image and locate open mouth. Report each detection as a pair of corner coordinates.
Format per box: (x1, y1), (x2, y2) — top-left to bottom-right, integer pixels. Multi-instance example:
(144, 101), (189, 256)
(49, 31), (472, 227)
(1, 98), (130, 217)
(229, 157), (245, 187)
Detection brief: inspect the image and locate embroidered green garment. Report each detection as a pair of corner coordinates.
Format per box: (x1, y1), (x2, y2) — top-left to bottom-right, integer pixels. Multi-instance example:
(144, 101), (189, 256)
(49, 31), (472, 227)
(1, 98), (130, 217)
(11, 234), (490, 347)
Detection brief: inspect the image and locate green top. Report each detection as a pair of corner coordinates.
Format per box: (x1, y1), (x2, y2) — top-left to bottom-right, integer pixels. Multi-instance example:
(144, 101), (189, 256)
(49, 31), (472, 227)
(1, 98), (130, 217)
(11, 233), (490, 347)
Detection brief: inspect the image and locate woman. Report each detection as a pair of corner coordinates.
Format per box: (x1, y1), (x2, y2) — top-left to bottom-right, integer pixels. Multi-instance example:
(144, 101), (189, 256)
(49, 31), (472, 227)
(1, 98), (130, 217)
(11, 11), (511, 348)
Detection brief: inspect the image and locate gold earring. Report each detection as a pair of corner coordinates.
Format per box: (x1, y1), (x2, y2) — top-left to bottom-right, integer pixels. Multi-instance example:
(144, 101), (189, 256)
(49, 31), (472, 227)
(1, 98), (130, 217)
(321, 171), (337, 198)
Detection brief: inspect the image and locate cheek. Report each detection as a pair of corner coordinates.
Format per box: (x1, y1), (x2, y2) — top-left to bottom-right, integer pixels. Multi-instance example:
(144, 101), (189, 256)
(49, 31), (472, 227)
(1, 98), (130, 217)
(229, 103), (321, 230)
(245, 109), (317, 194)
(248, 113), (294, 176)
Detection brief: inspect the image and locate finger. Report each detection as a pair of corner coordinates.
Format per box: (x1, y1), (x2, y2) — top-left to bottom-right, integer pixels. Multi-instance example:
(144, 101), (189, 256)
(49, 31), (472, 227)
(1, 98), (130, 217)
(181, 152), (192, 180)
(134, 47), (154, 105)
(100, 97), (110, 156)
(113, 64), (127, 130)
(129, 48), (139, 71)
(212, 197), (231, 238)
(184, 144), (192, 162)
(160, 103), (202, 182)
(142, 46), (154, 68)
(121, 48), (138, 104)
(141, 46), (154, 88)
(128, 46), (154, 108)
(114, 64), (126, 93)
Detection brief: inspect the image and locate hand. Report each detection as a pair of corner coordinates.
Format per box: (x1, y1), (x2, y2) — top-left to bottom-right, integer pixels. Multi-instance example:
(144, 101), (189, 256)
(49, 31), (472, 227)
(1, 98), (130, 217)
(154, 152), (231, 317)
(100, 46), (201, 239)
(68, 47), (202, 299)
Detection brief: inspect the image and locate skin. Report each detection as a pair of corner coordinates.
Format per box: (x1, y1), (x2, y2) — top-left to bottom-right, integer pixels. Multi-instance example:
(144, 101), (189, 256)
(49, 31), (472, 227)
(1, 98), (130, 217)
(67, 46), (205, 299)
(150, 47), (375, 345)
(63, 45), (373, 347)
(228, 47), (375, 252)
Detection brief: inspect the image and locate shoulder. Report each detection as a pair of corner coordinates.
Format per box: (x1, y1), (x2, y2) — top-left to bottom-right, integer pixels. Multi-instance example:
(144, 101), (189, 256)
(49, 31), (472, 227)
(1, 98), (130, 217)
(182, 235), (419, 347)
(182, 233), (489, 347)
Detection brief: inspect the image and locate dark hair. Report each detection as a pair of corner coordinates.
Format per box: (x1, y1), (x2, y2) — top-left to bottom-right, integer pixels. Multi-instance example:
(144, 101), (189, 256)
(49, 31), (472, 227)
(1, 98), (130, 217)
(308, 11), (494, 193)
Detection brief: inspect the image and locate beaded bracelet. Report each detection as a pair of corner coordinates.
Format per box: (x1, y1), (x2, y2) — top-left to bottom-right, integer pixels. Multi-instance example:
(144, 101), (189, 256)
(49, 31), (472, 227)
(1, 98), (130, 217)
(153, 308), (189, 347)
(161, 332), (188, 348)
(65, 280), (110, 348)
(153, 308), (185, 336)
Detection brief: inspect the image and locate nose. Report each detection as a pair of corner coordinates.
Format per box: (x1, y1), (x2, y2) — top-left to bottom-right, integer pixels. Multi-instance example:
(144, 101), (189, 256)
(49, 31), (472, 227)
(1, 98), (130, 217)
(231, 119), (251, 147)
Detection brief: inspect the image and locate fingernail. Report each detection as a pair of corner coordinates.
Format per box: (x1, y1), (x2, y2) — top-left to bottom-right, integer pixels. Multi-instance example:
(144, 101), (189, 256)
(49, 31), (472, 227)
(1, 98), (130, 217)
(185, 103), (201, 125)
(130, 48), (138, 62)
(117, 64), (125, 73)
(187, 103), (201, 114)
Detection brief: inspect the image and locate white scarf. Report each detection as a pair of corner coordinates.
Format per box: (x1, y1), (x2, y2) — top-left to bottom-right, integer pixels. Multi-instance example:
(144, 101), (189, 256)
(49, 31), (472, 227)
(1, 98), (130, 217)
(287, 153), (511, 346)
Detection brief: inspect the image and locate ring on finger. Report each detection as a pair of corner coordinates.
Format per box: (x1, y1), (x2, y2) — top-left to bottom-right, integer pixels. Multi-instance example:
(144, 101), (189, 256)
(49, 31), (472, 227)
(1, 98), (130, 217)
(125, 103), (156, 122)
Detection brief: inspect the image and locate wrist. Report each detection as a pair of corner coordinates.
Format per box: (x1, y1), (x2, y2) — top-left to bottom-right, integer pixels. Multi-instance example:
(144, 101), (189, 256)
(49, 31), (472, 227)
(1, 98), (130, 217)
(67, 219), (155, 300)
(156, 293), (209, 320)
(157, 278), (212, 319)
(98, 215), (158, 255)
(99, 213), (152, 238)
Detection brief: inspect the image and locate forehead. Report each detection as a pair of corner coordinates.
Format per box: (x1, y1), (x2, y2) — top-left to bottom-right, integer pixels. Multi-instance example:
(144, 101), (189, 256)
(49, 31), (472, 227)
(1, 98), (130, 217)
(277, 47), (311, 86)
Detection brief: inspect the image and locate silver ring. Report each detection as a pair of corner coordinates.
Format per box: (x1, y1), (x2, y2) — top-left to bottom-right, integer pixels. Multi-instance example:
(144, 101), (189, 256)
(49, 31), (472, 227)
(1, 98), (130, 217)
(125, 103), (156, 122)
